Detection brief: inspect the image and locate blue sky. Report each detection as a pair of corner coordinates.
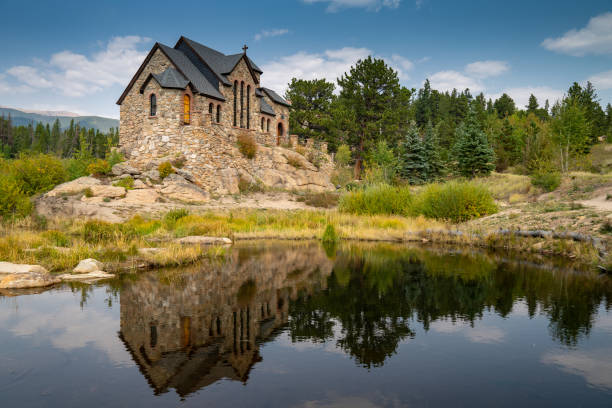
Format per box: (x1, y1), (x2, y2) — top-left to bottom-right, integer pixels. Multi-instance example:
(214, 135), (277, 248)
(0, 0), (611, 118)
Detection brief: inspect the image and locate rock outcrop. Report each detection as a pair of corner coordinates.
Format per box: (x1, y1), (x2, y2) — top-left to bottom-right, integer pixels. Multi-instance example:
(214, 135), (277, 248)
(0, 262), (60, 289)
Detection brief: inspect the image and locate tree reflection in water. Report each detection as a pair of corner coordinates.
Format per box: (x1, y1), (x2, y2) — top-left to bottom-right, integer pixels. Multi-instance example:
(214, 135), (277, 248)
(118, 242), (612, 395)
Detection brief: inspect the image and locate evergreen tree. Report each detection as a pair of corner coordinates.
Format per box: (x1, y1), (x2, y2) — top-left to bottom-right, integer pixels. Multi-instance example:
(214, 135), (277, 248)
(526, 94), (539, 113)
(336, 56), (411, 178)
(50, 119), (61, 153)
(453, 111), (496, 177)
(422, 121), (444, 181)
(398, 123), (428, 184)
(493, 93), (516, 118)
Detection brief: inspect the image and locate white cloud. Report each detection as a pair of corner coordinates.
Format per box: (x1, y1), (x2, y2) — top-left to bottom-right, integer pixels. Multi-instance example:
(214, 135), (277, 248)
(542, 12), (612, 56)
(254, 28), (289, 41)
(465, 60), (509, 78)
(428, 70), (484, 93)
(542, 348), (612, 390)
(487, 86), (565, 108)
(429, 319), (505, 344)
(303, 0), (400, 12)
(588, 69), (612, 90)
(260, 47), (413, 94)
(3, 35), (151, 98)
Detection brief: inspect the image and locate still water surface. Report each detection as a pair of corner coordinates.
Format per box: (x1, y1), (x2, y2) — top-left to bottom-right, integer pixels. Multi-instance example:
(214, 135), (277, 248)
(1, 242), (612, 407)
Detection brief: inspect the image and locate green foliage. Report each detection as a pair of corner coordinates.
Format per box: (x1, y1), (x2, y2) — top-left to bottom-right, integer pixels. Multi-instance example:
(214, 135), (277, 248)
(551, 100), (590, 172)
(297, 191), (339, 208)
(163, 208), (190, 229)
(339, 184), (413, 216)
(83, 188), (93, 198)
(158, 162), (175, 179)
(63, 157), (93, 180)
(6, 154), (68, 196)
(367, 140), (398, 184)
(453, 112), (496, 177)
(87, 159), (111, 176)
(237, 132), (257, 159)
(339, 180), (497, 223)
(335, 144), (352, 166)
(530, 170), (561, 192)
(422, 122), (445, 181)
(493, 93), (516, 118)
(398, 123), (427, 185)
(414, 181), (498, 222)
(81, 220), (120, 243)
(306, 148), (325, 169)
(105, 149), (124, 167)
(286, 78), (336, 148)
(321, 223), (339, 244)
(113, 176), (134, 190)
(41, 230), (71, 247)
(0, 176), (32, 219)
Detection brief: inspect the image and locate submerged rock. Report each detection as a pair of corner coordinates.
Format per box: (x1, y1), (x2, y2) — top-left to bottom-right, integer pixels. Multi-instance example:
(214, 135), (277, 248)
(174, 236), (232, 245)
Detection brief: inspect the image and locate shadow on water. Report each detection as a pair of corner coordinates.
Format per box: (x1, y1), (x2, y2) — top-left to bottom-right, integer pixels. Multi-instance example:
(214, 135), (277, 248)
(113, 241), (612, 397)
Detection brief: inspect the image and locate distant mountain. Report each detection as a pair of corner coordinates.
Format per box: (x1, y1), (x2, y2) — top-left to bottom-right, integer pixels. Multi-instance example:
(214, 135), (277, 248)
(0, 107), (119, 132)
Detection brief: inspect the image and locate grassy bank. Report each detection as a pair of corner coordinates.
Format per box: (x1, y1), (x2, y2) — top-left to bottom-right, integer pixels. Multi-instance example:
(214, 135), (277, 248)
(0, 207), (606, 273)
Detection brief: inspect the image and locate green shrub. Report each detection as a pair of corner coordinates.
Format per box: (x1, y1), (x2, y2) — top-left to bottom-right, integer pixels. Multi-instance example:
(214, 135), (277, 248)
(63, 157), (93, 180)
(84, 188), (93, 198)
(171, 156), (186, 169)
(41, 230), (71, 247)
(106, 150), (124, 168)
(87, 159), (111, 176)
(530, 170), (561, 192)
(237, 132), (257, 159)
(415, 181), (498, 222)
(238, 178), (265, 194)
(0, 176), (33, 219)
(113, 176), (134, 190)
(81, 220), (121, 243)
(124, 215), (161, 236)
(321, 223), (339, 244)
(307, 149), (324, 169)
(335, 144), (351, 166)
(8, 154), (68, 196)
(339, 184), (413, 216)
(163, 208), (190, 229)
(158, 162), (175, 179)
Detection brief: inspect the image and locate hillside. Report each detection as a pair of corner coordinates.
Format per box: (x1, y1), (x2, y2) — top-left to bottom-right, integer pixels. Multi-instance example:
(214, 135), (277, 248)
(0, 107), (118, 132)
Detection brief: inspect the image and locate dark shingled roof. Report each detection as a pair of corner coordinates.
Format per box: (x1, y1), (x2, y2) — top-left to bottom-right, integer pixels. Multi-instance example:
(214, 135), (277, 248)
(260, 88), (291, 107)
(158, 44), (225, 100)
(260, 98), (275, 116)
(151, 67), (189, 89)
(180, 37), (263, 85)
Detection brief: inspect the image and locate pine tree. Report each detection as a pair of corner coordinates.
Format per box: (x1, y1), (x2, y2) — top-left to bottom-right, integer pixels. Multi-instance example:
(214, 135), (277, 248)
(398, 122), (428, 184)
(453, 111), (496, 177)
(422, 121), (444, 181)
(526, 94), (539, 113)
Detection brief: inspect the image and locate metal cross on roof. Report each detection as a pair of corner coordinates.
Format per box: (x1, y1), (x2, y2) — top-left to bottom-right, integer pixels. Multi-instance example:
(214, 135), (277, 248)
(242, 44), (248, 54)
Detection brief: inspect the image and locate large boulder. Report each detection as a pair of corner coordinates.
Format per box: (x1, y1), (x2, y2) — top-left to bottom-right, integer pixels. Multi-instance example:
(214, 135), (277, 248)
(142, 169), (162, 183)
(0, 262), (48, 275)
(120, 189), (161, 204)
(73, 258), (104, 274)
(59, 271), (115, 281)
(90, 185), (126, 198)
(220, 168), (240, 195)
(159, 174), (209, 203)
(45, 177), (101, 197)
(0, 262), (60, 289)
(111, 163), (140, 176)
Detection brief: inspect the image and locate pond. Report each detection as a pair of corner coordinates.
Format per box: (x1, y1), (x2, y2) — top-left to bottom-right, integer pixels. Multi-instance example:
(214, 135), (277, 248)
(1, 242), (612, 407)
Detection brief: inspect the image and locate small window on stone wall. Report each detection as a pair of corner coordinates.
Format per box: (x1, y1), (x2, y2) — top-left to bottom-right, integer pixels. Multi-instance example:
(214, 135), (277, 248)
(266, 119), (270, 132)
(216, 105), (221, 123)
(209, 103), (213, 114)
(183, 94), (191, 124)
(150, 94), (157, 117)
(261, 118), (264, 131)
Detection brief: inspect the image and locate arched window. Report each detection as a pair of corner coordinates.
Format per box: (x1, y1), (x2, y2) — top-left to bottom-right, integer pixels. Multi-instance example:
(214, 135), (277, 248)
(233, 81), (238, 126)
(261, 117), (265, 131)
(246, 85), (251, 129)
(183, 94), (191, 124)
(216, 105), (221, 123)
(209, 103), (213, 114)
(150, 94), (157, 116)
(266, 119), (270, 132)
(277, 122), (284, 137)
(240, 81), (244, 128)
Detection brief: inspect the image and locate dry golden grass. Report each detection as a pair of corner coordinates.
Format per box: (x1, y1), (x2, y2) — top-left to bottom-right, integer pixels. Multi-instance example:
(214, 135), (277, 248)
(474, 172), (537, 201)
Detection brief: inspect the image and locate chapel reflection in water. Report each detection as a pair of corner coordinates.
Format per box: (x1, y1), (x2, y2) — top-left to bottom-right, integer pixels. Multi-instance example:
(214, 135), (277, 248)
(118, 243), (333, 397)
